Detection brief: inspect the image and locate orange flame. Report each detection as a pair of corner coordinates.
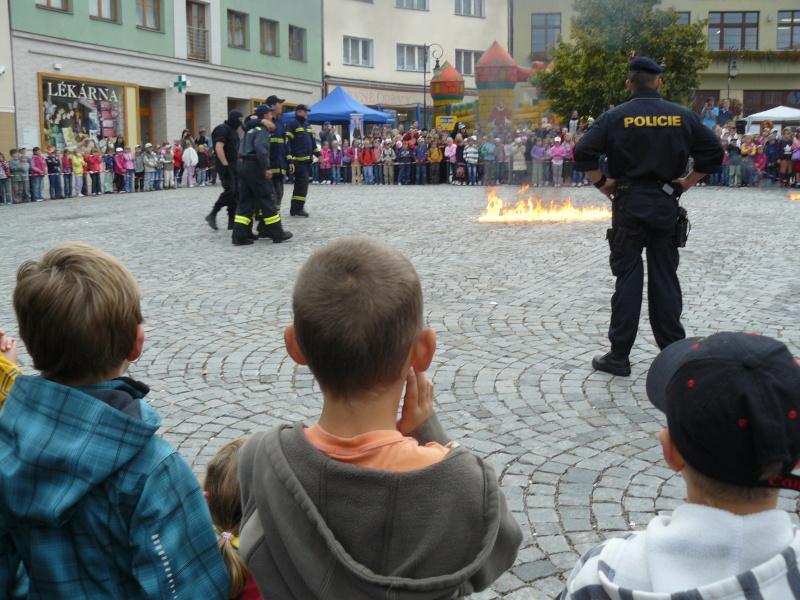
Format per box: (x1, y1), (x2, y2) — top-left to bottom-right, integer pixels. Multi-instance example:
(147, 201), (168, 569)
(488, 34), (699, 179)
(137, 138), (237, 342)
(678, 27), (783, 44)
(790, 193), (800, 201)
(478, 187), (611, 223)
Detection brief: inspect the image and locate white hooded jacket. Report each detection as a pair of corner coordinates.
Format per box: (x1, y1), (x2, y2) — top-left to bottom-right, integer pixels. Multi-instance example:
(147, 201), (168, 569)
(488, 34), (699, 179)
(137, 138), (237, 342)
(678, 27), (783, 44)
(562, 503), (800, 599)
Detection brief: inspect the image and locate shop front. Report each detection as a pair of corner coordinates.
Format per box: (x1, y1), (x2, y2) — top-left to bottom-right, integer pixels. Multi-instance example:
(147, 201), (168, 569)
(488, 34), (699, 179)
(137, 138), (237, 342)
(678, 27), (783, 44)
(38, 73), (139, 150)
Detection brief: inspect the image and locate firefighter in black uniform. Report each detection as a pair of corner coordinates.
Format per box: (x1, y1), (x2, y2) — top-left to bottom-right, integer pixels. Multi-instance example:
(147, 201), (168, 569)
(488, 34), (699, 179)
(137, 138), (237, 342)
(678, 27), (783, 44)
(232, 105), (292, 246)
(574, 56), (723, 376)
(286, 104), (320, 217)
(205, 110), (243, 230)
(265, 94), (288, 212)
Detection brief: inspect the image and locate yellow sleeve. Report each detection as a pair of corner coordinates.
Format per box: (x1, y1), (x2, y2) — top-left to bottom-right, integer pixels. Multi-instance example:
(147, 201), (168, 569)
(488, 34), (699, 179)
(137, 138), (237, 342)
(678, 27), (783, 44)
(0, 354), (22, 408)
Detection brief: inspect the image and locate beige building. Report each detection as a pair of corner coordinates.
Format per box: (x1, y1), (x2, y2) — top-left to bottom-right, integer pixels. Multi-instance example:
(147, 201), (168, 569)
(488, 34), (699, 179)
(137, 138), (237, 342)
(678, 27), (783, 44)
(0, 0), (16, 154)
(511, 0), (800, 115)
(322, 0), (510, 124)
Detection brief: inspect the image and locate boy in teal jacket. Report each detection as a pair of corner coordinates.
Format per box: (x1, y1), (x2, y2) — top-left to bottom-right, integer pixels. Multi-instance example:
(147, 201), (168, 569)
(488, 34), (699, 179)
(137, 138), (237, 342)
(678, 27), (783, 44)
(0, 243), (229, 599)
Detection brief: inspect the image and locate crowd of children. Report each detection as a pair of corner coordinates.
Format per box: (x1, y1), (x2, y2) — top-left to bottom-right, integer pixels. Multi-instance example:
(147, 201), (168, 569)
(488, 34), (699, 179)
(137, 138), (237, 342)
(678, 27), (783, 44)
(308, 122), (593, 188)
(1, 237), (799, 600)
(0, 138), (216, 205)
(706, 125), (800, 188)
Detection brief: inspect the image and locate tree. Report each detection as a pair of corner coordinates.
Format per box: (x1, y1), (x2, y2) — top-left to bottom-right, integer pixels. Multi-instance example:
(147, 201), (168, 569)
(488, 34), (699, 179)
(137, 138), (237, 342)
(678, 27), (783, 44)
(537, 0), (710, 119)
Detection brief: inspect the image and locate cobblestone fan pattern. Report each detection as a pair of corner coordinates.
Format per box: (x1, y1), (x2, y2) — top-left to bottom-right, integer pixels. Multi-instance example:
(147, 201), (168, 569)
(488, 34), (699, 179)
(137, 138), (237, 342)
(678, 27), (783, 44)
(2, 185), (799, 598)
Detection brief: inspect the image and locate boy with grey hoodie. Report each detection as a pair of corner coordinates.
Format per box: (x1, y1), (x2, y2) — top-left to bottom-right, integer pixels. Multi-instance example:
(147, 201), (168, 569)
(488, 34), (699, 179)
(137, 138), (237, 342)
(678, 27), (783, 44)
(562, 332), (800, 600)
(239, 237), (522, 599)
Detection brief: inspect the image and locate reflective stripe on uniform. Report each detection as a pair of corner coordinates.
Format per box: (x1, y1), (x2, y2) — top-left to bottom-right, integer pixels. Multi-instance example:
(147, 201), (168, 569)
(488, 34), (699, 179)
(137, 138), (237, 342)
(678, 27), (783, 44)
(293, 156), (311, 161)
(262, 214), (281, 225)
(291, 195), (305, 201)
(295, 127), (306, 133)
(270, 137), (284, 143)
(234, 215), (251, 225)
(270, 168), (286, 174)
(286, 132), (295, 139)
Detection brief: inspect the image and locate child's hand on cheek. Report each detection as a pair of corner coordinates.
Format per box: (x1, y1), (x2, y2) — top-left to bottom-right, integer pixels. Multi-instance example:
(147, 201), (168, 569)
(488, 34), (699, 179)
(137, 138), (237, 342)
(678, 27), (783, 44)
(397, 368), (434, 435)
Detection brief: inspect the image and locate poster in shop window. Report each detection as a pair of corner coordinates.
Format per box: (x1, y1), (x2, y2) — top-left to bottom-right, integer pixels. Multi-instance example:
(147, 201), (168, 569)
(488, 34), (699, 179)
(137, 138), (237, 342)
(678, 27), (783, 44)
(40, 75), (126, 150)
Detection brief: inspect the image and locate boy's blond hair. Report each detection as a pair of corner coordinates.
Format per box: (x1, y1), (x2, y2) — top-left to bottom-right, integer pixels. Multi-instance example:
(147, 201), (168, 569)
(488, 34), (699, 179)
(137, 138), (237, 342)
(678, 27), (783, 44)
(14, 242), (142, 382)
(293, 237), (422, 397)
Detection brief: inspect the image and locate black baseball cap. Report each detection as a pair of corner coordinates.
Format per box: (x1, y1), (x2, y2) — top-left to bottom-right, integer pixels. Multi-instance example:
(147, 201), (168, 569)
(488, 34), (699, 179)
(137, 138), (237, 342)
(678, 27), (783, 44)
(255, 104), (275, 117)
(295, 104), (310, 112)
(647, 332), (800, 490)
(629, 56), (663, 75)
(265, 95), (285, 106)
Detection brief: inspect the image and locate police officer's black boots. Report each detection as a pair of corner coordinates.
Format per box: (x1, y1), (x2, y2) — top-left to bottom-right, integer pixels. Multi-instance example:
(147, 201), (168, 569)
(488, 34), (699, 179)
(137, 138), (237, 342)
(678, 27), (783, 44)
(592, 352), (631, 377)
(205, 212), (218, 230)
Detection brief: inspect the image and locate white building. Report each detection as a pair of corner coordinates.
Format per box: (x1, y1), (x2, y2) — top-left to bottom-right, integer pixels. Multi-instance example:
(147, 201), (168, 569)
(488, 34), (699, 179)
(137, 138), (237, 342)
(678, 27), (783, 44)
(323, 0), (510, 124)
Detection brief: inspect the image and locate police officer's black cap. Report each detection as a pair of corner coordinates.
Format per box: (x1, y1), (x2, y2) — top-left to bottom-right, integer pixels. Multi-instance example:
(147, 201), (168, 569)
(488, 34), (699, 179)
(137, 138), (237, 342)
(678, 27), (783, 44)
(646, 332), (800, 491)
(265, 95), (285, 106)
(255, 104), (275, 117)
(628, 56), (663, 75)
(295, 104), (310, 112)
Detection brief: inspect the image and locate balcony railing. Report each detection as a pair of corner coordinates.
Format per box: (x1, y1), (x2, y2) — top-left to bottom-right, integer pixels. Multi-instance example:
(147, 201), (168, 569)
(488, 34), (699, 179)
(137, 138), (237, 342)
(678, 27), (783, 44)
(187, 26), (208, 61)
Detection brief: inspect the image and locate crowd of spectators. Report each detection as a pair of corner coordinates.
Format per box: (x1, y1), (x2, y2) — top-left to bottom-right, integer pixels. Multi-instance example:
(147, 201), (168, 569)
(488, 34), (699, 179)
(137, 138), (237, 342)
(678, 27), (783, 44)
(0, 130), (217, 205)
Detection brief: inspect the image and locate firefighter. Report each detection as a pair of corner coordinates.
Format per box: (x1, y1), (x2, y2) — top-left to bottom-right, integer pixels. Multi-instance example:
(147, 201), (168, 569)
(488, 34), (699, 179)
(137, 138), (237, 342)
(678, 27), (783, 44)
(265, 94), (288, 212)
(232, 105), (292, 246)
(286, 104), (319, 217)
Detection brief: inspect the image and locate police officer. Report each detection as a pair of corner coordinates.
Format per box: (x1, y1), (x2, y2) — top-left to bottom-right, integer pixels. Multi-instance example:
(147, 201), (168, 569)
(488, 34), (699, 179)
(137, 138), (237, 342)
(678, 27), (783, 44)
(232, 105), (292, 246)
(574, 56), (723, 376)
(205, 110), (243, 230)
(286, 104), (320, 217)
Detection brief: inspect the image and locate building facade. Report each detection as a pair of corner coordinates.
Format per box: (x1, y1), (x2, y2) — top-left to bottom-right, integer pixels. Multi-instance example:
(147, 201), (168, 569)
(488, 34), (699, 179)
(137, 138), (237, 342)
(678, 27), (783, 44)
(511, 0), (800, 115)
(0, 1), (15, 154)
(6, 0), (322, 153)
(323, 0), (510, 125)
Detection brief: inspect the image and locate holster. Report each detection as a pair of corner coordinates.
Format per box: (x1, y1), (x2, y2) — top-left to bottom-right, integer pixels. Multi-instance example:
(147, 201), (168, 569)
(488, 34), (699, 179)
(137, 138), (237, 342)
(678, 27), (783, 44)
(676, 206), (690, 248)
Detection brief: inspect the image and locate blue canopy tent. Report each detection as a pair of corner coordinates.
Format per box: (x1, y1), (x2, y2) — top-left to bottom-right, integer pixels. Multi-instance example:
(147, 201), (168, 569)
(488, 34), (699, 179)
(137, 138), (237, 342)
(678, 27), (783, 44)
(282, 87), (394, 125)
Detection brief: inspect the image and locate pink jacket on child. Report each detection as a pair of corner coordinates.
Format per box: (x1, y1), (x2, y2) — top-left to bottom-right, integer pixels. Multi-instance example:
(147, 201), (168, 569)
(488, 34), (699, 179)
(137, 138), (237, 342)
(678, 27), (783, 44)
(30, 154), (47, 176)
(548, 144), (568, 165)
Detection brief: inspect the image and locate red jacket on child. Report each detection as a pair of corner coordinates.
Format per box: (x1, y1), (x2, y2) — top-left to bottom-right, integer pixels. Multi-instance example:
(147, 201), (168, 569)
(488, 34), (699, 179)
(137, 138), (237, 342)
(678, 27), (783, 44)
(85, 154), (102, 173)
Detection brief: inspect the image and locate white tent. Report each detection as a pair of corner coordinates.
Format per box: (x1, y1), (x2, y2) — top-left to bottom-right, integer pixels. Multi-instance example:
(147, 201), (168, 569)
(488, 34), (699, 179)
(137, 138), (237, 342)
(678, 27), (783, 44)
(745, 105), (800, 123)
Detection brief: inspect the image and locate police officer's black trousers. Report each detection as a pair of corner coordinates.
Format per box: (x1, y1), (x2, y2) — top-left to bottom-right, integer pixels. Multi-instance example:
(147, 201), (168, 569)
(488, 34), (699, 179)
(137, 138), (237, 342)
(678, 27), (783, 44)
(211, 165), (239, 222)
(233, 161), (281, 243)
(290, 163), (309, 212)
(608, 206), (685, 358)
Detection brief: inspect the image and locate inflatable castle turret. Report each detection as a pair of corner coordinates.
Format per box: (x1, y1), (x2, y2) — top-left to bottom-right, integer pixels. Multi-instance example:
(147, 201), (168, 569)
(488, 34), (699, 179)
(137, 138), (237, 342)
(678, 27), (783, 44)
(475, 41), (534, 130)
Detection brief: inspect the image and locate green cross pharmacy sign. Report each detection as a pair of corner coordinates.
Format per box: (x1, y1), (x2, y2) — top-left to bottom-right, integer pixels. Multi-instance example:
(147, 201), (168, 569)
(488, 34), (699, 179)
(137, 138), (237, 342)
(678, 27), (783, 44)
(173, 75), (190, 94)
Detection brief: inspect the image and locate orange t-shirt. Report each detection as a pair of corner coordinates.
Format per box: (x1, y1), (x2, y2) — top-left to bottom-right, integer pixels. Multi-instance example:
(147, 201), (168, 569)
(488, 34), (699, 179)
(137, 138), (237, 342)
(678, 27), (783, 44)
(304, 424), (450, 473)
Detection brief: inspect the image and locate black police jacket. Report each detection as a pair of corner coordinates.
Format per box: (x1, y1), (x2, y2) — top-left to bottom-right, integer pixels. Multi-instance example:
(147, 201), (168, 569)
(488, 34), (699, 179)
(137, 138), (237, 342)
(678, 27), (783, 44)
(574, 89), (723, 181)
(286, 117), (320, 163)
(211, 122), (240, 169)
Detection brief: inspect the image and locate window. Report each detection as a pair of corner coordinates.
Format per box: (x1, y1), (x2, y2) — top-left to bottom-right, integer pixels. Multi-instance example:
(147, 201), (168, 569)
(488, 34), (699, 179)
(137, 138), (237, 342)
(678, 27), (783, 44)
(260, 19), (279, 55)
(531, 13), (561, 55)
(778, 11), (800, 50)
(228, 11), (248, 49)
(136, 0), (160, 30)
(186, 1), (207, 60)
(744, 90), (800, 115)
(396, 44), (428, 72)
(289, 26), (307, 61)
(455, 0), (484, 17)
(708, 12), (759, 50)
(456, 49), (482, 76)
(36, 0), (69, 10)
(90, 0), (119, 21)
(396, 0), (428, 10)
(676, 11), (690, 25)
(343, 36), (374, 67)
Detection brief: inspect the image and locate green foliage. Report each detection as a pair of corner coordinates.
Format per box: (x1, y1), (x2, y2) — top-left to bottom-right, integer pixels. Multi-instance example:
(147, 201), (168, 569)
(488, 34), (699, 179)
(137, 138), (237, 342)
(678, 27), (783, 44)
(710, 50), (800, 63)
(537, 0), (710, 119)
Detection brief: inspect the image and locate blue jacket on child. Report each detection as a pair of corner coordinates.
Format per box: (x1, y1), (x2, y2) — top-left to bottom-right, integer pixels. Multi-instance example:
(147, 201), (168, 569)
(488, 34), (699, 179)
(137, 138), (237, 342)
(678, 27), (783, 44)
(0, 375), (230, 599)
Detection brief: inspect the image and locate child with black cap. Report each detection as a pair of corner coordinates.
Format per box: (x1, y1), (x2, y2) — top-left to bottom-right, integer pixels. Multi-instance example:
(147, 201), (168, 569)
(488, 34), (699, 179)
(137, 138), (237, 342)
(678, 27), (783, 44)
(562, 332), (800, 600)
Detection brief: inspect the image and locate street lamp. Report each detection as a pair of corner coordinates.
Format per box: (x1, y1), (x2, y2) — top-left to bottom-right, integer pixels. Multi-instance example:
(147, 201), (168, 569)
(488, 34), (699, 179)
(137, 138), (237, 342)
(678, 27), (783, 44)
(422, 43), (443, 130)
(727, 50), (738, 103)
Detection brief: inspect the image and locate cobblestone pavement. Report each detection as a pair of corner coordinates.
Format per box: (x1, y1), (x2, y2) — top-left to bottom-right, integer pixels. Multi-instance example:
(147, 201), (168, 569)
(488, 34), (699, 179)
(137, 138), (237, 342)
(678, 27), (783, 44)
(2, 183), (799, 598)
